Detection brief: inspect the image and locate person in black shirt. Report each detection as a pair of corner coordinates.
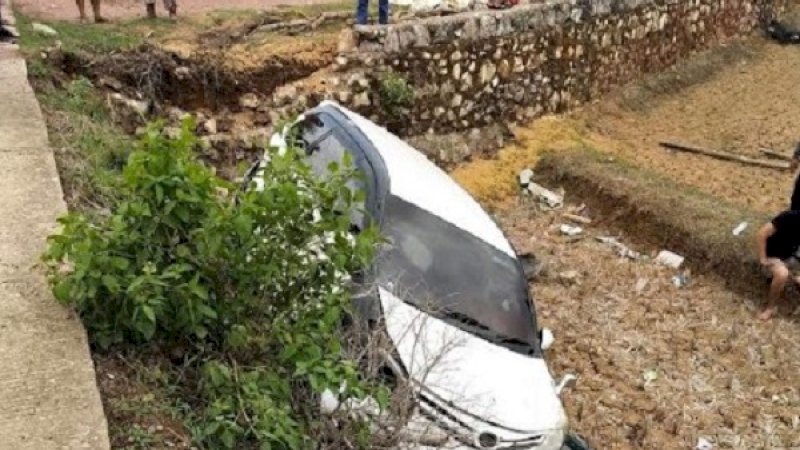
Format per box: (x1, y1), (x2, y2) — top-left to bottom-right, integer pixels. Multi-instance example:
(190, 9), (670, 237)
(790, 143), (800, 211)
(755, 210), (800, 320)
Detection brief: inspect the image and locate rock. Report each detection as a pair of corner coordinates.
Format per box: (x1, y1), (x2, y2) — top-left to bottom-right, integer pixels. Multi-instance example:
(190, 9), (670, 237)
(518, 252), (546, 281)
(672, 271), (690, 288)
(107, 93), (151, 133)
(655, 250), (684, 269)
(352, 92), (370, 108)
(337, 29), (358, 53)
(239, 93), (259, 109)
(32, 22), (57, 36)
(479, 61), (497, 85)
(518, 168), (534, 186)
(526, 182), (563, 209)
(98, 76), (123, 91)
(167, 107), (189, 123)
(174, 66), (190, 80)
(202, 118), (218, 135)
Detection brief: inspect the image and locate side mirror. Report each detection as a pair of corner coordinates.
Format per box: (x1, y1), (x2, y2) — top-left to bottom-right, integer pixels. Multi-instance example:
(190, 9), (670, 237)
(540, 327), (554, 351)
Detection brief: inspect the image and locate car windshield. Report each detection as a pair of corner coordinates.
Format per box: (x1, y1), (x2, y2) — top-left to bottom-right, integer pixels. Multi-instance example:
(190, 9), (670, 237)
(374, 195), (540, 356)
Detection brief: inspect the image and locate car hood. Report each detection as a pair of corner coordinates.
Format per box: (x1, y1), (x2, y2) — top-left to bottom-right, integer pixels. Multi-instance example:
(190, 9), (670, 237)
(379, 288), (567, 433)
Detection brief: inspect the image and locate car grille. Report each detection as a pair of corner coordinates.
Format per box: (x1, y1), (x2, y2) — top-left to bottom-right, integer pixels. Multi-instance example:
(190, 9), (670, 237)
(417, 394), (546, 449)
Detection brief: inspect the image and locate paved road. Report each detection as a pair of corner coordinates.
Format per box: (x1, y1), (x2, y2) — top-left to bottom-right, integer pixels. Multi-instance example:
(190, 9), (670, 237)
(14, 0), (342, 21)
(0, 1), (109, 448)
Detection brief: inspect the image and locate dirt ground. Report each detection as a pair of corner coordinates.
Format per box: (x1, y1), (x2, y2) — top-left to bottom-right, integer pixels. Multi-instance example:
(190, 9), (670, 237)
(450, 33), (800, 450)
(14, 0), (342, 21)
(502, 204), (800, 450)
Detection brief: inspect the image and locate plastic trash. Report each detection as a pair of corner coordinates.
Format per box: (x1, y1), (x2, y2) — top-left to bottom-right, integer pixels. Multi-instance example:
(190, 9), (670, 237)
(732, 221), (748, 236)
(559, 224), (583, 236)
(696, 437), (714, 450)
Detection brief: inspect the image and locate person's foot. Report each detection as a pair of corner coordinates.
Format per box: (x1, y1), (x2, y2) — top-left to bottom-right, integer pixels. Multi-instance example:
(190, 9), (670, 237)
(146, 4), (157, 19)
(79, 15), (88, 23)
(758, 305), (778, 321)
(94, 16), (108, 24)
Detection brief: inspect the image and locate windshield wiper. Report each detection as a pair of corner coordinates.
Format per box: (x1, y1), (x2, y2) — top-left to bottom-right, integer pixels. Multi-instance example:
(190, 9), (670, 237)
(438, 307), (534, 352)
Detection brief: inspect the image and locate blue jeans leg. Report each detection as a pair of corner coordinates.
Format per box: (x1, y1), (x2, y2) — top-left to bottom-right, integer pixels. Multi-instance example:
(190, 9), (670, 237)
(378, 0), (389, 24)
(356, 0), (369, 25)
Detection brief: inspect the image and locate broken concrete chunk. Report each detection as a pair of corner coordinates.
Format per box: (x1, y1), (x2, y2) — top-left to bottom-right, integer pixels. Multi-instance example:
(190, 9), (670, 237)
(239, 93), (260, 109)
(518, 168), (534, 187)
(559, 224), (583, 236)
(655, 250), (684, 269)
(32, 22), (57, 36)
(526, 182), (564, 209)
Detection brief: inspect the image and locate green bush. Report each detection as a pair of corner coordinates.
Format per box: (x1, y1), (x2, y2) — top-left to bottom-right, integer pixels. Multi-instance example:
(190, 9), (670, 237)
(378, 72), (414, 116)
(44, 120), (384, 449)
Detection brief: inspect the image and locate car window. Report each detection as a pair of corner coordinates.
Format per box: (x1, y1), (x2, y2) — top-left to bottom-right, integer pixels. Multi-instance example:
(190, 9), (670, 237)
(303, 124), (369, 230)
(375, 195), (540, 356)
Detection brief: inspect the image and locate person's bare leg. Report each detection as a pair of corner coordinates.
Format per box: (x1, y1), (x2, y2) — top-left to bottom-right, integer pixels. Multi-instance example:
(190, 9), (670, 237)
(760, 263), (789, 320)
(165, 0), (177, 19)
(146, 0), (157, 19)
(91, 0), (107, 23)
(76, 0), (88, 22)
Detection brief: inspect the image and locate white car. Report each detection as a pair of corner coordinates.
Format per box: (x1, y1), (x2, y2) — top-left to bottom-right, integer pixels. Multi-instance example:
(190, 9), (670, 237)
(247, 101), (591, 450)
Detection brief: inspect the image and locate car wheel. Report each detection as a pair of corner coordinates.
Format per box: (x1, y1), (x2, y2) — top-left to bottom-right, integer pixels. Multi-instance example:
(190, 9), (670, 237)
(562, 432), (593, 450)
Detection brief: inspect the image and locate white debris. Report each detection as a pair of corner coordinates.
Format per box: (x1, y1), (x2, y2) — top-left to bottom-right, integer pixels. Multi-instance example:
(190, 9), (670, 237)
(655, 250), (685, 269)
(526, 182), (564, 209)
(672, 272), (690, 288)
(596, 236), (641, 260)
(732, 221), (749, 236)
(696, 437), (714, 450)
(642, 368), (659, 384)
(559, 224), (583, 236)
(32, 22), (57, 36)
(518, 168), (534, 187)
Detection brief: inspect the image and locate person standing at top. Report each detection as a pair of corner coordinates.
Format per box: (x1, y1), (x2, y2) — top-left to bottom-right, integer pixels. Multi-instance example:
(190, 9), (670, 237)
(356, 0), (389, 25)
(76, 0), (106, 23)
(146, 0), (177, 20)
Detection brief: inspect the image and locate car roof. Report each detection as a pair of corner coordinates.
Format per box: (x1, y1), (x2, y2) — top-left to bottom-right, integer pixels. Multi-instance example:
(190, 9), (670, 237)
(319, 101), (515, 258)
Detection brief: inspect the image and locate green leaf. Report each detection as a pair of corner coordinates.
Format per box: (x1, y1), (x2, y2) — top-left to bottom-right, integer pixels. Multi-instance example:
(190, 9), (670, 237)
(197, 303), (218, 319)
(53, 281), (71, 303)
(140, 304), (156, 323)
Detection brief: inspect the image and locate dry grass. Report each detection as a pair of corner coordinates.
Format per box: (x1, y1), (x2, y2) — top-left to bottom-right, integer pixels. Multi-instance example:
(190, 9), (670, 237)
(503, 202), (800, 449)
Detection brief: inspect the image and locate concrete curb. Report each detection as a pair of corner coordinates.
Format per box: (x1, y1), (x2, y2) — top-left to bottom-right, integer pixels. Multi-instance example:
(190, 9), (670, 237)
(0, 1), (111, 448)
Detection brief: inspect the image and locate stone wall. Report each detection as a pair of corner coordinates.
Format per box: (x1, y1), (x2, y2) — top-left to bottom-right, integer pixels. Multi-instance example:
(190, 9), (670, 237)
(311, 0), (786, 137)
